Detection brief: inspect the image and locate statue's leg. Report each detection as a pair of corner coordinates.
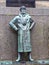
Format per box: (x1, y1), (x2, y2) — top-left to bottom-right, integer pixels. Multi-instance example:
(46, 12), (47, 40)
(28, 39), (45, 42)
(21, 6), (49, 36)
(16, 53), (21, 62)
(29, 52), (34, 62)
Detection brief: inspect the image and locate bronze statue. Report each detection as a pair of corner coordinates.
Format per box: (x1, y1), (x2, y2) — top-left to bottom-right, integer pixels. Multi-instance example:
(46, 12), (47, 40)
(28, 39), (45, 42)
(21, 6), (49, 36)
(9, 6), (35, 62)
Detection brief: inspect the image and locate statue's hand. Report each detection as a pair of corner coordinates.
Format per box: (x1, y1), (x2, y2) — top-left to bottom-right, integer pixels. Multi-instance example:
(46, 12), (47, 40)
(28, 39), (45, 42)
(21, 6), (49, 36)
(15, 27), (18, 31)
(29, 22), (36, 30)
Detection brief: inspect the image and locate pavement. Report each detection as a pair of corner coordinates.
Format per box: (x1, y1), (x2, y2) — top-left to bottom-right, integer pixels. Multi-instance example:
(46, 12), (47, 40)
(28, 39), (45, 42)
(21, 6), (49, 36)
(0, 60), (49, 65)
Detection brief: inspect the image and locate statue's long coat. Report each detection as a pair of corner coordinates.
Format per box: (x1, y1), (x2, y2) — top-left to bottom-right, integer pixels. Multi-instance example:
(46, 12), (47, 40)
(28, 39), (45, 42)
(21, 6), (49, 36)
(9, 13), (33, 52)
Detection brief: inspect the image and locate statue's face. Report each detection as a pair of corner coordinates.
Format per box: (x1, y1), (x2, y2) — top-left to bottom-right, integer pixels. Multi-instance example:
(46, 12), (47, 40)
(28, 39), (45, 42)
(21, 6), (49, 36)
(20, 9), (26, 14)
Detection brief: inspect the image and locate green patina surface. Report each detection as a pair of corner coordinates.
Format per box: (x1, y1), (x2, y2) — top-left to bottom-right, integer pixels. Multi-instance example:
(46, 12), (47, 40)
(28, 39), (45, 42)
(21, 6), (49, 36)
(9, 13), (34, 52)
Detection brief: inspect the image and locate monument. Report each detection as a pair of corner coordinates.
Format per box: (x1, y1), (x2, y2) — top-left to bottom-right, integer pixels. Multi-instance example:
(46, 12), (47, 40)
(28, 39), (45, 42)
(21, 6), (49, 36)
(9, 6), (35, 62)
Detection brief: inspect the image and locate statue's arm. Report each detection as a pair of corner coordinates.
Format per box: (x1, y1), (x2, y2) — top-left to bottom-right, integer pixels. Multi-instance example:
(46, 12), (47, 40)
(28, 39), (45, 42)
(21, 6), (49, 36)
(29, 18), (36, 30)
(9, 16), (18, 31)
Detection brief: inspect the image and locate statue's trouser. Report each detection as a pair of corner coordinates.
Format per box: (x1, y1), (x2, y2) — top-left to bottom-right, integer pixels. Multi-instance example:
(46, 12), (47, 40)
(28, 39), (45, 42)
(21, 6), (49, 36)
(16, 52), (34, 62)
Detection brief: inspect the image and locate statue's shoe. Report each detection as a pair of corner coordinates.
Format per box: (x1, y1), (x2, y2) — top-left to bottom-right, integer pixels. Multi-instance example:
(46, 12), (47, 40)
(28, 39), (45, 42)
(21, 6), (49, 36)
(16, 58), (21, 62)
(29, 58), (34, 62)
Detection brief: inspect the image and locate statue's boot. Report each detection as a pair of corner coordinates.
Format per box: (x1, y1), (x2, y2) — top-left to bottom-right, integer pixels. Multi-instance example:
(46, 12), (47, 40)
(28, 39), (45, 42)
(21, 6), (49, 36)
(16, 53), (21, 62)
(29, 53), (34, 62)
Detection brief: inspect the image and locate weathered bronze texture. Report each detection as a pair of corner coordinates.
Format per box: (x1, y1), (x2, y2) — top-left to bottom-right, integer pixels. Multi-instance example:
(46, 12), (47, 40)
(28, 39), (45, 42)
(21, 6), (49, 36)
(9, 6), (35, 61)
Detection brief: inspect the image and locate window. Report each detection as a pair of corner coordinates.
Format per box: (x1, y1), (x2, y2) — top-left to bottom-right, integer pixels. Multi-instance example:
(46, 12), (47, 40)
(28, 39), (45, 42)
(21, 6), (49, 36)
(6, 0), (35, 7)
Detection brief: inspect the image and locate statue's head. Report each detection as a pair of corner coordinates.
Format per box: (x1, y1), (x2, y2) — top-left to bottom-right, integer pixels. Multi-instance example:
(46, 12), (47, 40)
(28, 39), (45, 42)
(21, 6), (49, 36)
(20, 6), (26, 14)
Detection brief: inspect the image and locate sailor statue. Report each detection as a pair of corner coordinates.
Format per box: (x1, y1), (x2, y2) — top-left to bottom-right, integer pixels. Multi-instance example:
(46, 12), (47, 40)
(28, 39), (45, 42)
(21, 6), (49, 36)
(9, 6), (35, 62)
